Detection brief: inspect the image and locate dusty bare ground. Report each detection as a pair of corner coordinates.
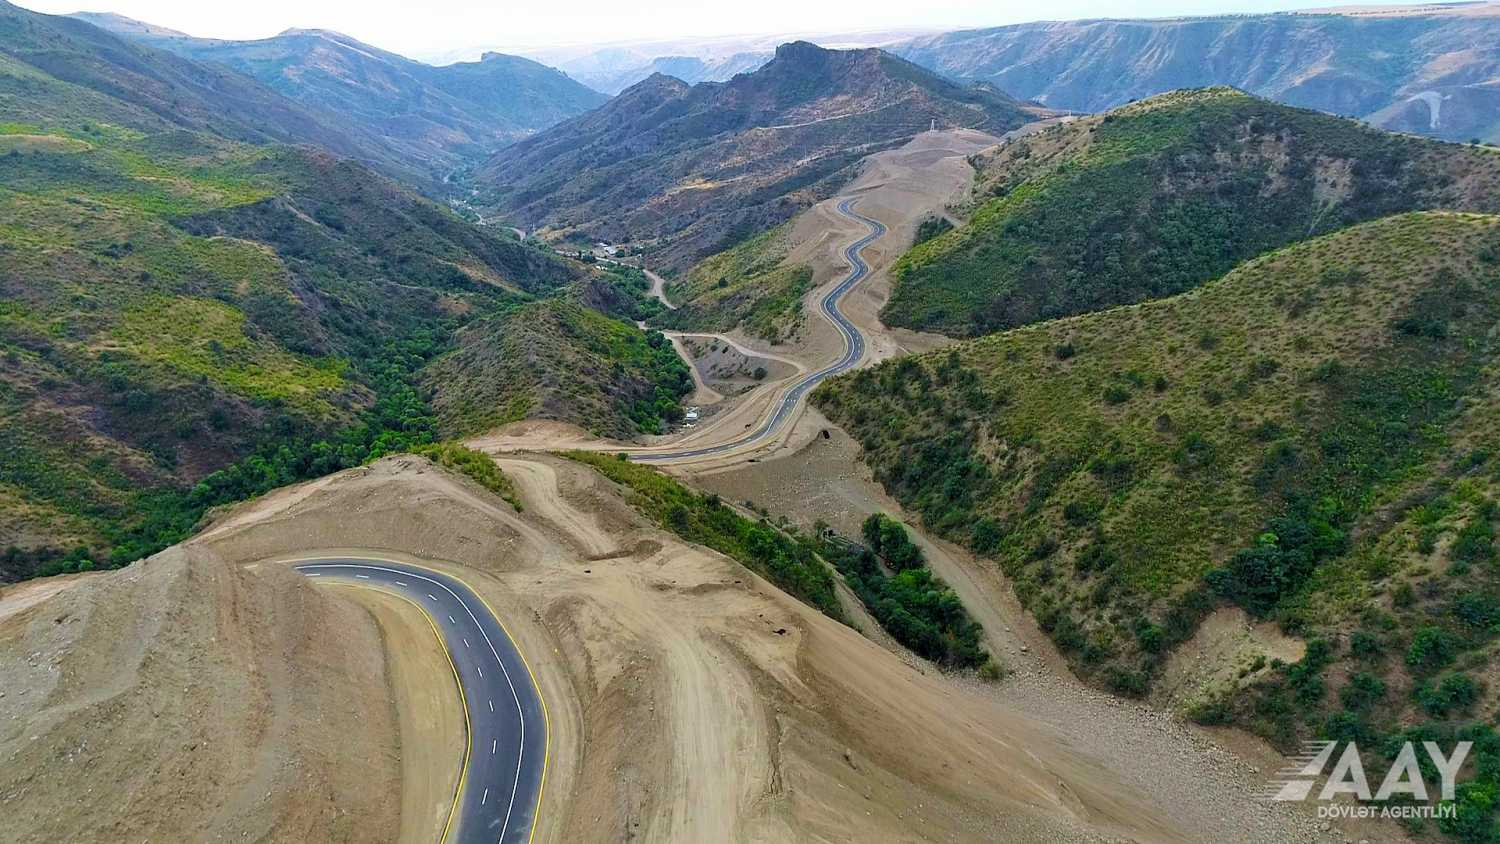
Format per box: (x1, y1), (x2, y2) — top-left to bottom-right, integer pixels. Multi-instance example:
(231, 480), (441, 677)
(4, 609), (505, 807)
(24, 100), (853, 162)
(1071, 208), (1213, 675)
(0, 544), (402, 842)
(679, 334), (799, 398)
(341, 586), (465, 844)
(1, 453), (1322, 842)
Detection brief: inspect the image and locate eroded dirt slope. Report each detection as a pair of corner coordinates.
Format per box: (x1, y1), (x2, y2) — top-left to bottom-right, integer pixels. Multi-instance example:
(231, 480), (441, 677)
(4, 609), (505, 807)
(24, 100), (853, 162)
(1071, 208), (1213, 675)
(0, 546), (401, 842)
(2, 453), (1275, 842)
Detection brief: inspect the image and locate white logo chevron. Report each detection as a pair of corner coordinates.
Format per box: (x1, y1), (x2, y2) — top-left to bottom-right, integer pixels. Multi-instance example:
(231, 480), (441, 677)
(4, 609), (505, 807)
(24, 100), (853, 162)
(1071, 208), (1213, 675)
(1259, 741), (1337, 801)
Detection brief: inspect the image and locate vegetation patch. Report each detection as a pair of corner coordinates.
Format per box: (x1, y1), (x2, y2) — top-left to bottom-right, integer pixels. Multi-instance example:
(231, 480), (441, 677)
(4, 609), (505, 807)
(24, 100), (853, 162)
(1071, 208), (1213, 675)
(563, 451), (843, 619)
(425, 299), (692, 439)
(816, 514), (988, 668)
(662, 224), (813, 343)
(411, 442), (521, 511)
(883, 88), (1500, 336)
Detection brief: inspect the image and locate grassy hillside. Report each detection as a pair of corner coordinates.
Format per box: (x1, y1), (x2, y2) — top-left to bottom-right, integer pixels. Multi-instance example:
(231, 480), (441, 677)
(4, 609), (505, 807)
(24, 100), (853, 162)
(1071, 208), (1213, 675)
(817, 214), (1500, 835)
(424, 299), (692, 439)
(883, 88), (1500, 337)
(0, 39), (686, 581)
(660, 223), (812, 342)
(0, 1), (395, 173)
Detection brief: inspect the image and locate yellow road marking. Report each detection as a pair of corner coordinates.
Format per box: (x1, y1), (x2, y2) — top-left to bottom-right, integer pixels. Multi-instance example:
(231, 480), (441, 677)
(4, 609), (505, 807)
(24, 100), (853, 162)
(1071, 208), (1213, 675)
(316, 581), (471, 844)
(281, 554), (550, 843)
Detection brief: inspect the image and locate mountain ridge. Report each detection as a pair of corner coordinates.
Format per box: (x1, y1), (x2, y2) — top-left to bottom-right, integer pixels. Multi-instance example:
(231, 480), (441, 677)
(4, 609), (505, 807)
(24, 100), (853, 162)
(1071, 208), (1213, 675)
(892, 4), (1500, 143)
(66, 11), (608, 183)
(882, 87), (1500, 337)
(479, 40), (1042, 271)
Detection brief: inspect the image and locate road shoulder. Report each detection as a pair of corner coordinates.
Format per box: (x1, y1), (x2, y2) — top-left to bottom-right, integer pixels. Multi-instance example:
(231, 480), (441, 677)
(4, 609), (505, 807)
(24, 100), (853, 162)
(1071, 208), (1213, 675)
(337, 586), (466, 844)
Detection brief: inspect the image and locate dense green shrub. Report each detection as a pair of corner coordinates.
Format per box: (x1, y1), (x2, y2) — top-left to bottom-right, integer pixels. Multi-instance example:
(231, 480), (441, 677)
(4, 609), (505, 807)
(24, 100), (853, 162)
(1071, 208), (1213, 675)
(861, 512), (925, 570)
(1407, 626), (1461, 674)
(819, 535), (986, 668)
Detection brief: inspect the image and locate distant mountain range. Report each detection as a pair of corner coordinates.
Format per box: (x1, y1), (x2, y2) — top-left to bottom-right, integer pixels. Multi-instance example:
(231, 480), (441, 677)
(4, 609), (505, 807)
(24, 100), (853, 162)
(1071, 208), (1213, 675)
(426, 29), (932, 94)
(892, 3), (1500, 143)
(70, 13), (608, 183)
(479, 41), (1045, 270)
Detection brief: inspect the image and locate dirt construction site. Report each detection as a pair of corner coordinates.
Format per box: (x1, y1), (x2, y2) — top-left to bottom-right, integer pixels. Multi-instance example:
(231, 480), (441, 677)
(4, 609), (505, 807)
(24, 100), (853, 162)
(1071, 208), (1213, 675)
(0, 451), (1336, 843)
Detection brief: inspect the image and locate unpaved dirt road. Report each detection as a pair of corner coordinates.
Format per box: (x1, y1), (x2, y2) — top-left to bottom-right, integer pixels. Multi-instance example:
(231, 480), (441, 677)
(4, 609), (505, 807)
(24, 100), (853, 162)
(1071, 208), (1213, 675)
(644, 268), (676, 310)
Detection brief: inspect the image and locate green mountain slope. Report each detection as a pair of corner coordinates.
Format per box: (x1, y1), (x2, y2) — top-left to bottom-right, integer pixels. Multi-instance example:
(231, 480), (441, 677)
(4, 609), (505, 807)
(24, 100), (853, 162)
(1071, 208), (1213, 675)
(423, 299), (691, 439)
(659, 222), (813, 342)
(883, 88), (1500, 337)
(0, 14), (685, 583)
(816, 213), (1500, 793)
(0, 2), (386, 168)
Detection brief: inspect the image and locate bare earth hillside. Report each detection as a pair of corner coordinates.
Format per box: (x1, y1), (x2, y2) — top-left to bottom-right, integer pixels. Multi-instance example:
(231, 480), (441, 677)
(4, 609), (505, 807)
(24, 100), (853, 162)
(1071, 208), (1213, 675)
(0, 453), (1328, 842)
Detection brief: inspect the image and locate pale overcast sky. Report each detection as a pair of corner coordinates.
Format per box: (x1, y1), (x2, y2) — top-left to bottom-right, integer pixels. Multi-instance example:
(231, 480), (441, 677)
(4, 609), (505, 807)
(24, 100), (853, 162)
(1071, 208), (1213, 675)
(20, 0), (1416, 55)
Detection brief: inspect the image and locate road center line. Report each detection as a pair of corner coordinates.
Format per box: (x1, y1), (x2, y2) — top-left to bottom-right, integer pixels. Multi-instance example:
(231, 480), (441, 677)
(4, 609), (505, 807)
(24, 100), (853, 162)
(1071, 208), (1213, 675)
(295, 560), (533, 841)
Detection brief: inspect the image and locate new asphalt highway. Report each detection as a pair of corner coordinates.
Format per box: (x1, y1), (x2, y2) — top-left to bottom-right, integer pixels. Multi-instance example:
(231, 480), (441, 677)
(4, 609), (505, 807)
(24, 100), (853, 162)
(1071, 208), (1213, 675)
(634, 197), (885, 462)
(296, 559), (547, 844)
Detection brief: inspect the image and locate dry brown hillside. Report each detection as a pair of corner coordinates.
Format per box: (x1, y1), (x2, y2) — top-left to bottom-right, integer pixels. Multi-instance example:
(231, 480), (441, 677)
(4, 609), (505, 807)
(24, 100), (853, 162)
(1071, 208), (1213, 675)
(0, 453), (1330, 842)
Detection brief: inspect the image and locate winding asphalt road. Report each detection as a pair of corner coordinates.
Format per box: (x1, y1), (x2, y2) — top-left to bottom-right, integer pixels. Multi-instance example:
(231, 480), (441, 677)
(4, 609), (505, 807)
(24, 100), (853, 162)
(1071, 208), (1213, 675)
(634, 197), (884, 462)
(296, 559), (547, 844)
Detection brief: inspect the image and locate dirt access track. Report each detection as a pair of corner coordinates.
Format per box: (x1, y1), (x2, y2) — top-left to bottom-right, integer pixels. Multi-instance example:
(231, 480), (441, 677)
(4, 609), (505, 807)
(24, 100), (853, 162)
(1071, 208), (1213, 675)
(5, 453), (1239, 842)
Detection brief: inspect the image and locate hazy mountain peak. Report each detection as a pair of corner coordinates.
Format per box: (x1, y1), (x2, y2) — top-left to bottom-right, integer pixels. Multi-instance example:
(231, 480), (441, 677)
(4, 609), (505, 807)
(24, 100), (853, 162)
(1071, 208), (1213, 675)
(66, 12), (607, 181)
(483, 41), (1042, 270)
(70, 10), (188, 38)
(772, 39), (828, 60)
